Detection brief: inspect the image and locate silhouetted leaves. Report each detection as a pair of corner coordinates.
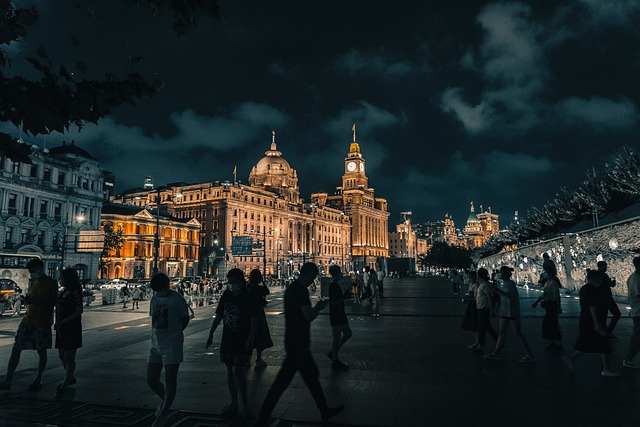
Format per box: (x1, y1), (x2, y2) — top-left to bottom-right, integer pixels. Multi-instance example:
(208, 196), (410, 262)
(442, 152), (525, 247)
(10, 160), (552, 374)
(0, 0), (220, 161)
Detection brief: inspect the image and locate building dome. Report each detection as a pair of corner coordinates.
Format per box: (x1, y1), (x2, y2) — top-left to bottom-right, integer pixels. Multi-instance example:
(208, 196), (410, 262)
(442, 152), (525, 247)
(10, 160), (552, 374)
(248, 136), (300, 203)
(254, 142), (291, 174)
(49, 140), (96, 160)
(466, 202), (479, 224)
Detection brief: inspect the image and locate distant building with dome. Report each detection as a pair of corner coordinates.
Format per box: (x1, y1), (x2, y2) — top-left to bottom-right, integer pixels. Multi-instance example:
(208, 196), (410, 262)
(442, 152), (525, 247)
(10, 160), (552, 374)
(463, 202), (500, 249)
(114, 131), (359, 278)
(0, 140), (106, 279)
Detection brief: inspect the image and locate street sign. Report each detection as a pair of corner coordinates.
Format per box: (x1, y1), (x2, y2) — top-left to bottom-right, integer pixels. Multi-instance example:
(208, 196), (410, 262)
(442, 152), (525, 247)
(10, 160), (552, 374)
(231, 236), (253, 255)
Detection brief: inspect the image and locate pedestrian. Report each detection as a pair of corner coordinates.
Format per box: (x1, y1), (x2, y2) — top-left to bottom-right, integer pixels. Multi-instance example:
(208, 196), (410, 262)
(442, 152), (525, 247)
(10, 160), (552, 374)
(472, 268), (498, 354)
(54, 267), (84, 395)
(597, 261), (621, 339)
(121, 283), (131, 309)
(0, 258), (58, 391)
(484, 266), (534, 362)
(253, 263), (343, 426)
(247, 268), (274, 368)
(206, 268), (257, 418)
(11, 284), (23, 316)
(326, 265), (353, 370)
(131, 285), (142, 310)
(461, 271), (479, 349)
(369, 265), (379, 305)
(532, 266), (563, 350)
(562, 269), (620, 377)
(350, 272), (360, 303)
(147, 273), (191, 427)
(375, 262), (384, 297)
(361, 266), (372, 305)
(623, 256), (640, 369)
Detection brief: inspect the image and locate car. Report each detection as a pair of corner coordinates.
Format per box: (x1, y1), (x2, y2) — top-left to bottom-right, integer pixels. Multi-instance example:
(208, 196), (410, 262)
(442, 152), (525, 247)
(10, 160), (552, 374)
(100, 279), (128, 290)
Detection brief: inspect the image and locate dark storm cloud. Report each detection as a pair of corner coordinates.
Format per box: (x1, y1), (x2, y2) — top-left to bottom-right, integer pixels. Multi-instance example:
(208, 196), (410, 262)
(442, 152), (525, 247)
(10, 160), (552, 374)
(5, 0), (640, 228)
(334, 48), (428, 80)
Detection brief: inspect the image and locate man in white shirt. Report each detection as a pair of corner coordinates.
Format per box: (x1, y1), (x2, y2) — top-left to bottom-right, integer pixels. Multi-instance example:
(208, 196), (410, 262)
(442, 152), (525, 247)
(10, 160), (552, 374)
(624, 257), (640, 369)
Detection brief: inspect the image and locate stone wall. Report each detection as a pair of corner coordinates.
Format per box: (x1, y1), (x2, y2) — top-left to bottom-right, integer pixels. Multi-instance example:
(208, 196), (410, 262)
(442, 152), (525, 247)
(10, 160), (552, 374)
(478, 216), (640, 297)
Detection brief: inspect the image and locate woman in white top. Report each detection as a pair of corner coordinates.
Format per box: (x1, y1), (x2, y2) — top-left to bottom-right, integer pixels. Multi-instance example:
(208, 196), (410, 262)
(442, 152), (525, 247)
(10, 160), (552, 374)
(484, 266), (534, 362)
(472, 268), (498, 353)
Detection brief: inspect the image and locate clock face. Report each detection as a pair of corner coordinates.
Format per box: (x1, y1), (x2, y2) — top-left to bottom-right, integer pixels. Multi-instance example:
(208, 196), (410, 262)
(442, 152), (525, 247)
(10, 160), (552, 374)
(359, 163), (365, 172)
(347, 161), (356, 172)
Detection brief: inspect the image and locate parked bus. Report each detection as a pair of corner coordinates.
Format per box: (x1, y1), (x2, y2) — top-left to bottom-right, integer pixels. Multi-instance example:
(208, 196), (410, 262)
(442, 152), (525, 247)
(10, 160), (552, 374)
(0, 253), (41, 314)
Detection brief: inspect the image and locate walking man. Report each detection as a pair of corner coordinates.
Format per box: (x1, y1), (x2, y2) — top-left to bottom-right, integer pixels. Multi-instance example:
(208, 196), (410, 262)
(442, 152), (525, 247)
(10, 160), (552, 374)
(147, 273), (191, 427)
(623, 256), (640, 369)
(327, 265), (353, 370)
(254, 263), (343, 426)
(0, 258), (58, 391)
(597, 261), (621, 338)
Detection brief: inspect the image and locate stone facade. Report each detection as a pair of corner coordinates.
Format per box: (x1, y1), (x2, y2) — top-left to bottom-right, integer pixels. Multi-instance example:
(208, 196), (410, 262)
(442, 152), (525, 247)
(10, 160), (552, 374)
(100, 203), (200, 279)
(0, 141), (104, 280)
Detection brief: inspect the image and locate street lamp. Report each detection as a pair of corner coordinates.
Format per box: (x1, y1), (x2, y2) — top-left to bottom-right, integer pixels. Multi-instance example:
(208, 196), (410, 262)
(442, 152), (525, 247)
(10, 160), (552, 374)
(60, 214), (85, 277)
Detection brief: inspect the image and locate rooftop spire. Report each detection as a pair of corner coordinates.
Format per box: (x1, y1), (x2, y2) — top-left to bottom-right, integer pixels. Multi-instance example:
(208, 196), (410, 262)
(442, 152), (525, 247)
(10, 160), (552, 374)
(348, 123), (361, 155)
(271, 130), (276, 151)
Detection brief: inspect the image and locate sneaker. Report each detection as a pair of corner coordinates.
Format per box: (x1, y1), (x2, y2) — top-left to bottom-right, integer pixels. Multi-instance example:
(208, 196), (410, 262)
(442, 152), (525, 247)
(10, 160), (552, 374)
(623, 360), (640, 369)
(255, 359), (267, 368)
(332, 359), (349, 370)
(562, 356), (575, 373)
(321, 404), (344, 422)
(468, 344), (479, 350)
(483, 352), (501, 360)
(601, 369), (621, 377)
(518, 355), (535, 363)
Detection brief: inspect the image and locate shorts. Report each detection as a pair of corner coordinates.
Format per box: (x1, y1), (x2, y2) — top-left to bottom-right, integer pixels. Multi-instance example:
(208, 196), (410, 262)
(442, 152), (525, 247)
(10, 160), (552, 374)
(221, 352), (251, 367)
(148, 345), (183, 365)
(14, 323), (52, 351)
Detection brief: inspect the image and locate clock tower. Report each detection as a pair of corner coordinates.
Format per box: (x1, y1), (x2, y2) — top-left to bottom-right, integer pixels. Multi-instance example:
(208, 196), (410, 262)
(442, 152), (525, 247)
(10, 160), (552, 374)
(311, 124), (389, 272)
(342, 124), (368, 190)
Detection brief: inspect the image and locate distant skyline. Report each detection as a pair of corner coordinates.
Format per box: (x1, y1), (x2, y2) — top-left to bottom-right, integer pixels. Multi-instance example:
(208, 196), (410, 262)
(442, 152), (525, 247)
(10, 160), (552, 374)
(3, 0), (639, 229)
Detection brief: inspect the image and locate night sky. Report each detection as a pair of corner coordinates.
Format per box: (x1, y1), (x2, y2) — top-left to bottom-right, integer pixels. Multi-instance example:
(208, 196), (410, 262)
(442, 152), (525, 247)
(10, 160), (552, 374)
(4, 1), (640, 228)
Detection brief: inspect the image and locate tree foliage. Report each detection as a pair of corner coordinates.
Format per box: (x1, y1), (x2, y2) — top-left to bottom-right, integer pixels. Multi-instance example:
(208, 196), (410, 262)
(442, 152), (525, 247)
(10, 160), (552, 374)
(0, 0), (220, 160)
(478, 147), (640, 257)
(425, 241), (472, 269)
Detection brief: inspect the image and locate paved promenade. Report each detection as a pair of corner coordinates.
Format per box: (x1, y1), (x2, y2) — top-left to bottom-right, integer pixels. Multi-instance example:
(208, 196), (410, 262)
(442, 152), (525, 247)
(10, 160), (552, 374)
(0, 276), (638, 426)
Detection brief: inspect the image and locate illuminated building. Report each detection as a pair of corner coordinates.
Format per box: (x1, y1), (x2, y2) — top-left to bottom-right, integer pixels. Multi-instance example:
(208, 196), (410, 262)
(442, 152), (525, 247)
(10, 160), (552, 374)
(100, 204), (200, 279)
(389, 215), (427, 265)
(0, 140), (104, 279)
(414, 214), (458, 247)
(463, 202), (500, 249)
(310, 125), (389, 270)
(113, 132), (351, 277)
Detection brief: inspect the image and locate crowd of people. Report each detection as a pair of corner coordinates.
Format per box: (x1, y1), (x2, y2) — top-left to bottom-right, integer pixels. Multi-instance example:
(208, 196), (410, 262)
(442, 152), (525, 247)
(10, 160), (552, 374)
(458, 253), (640, 378)
(3, 254), (640, 425)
